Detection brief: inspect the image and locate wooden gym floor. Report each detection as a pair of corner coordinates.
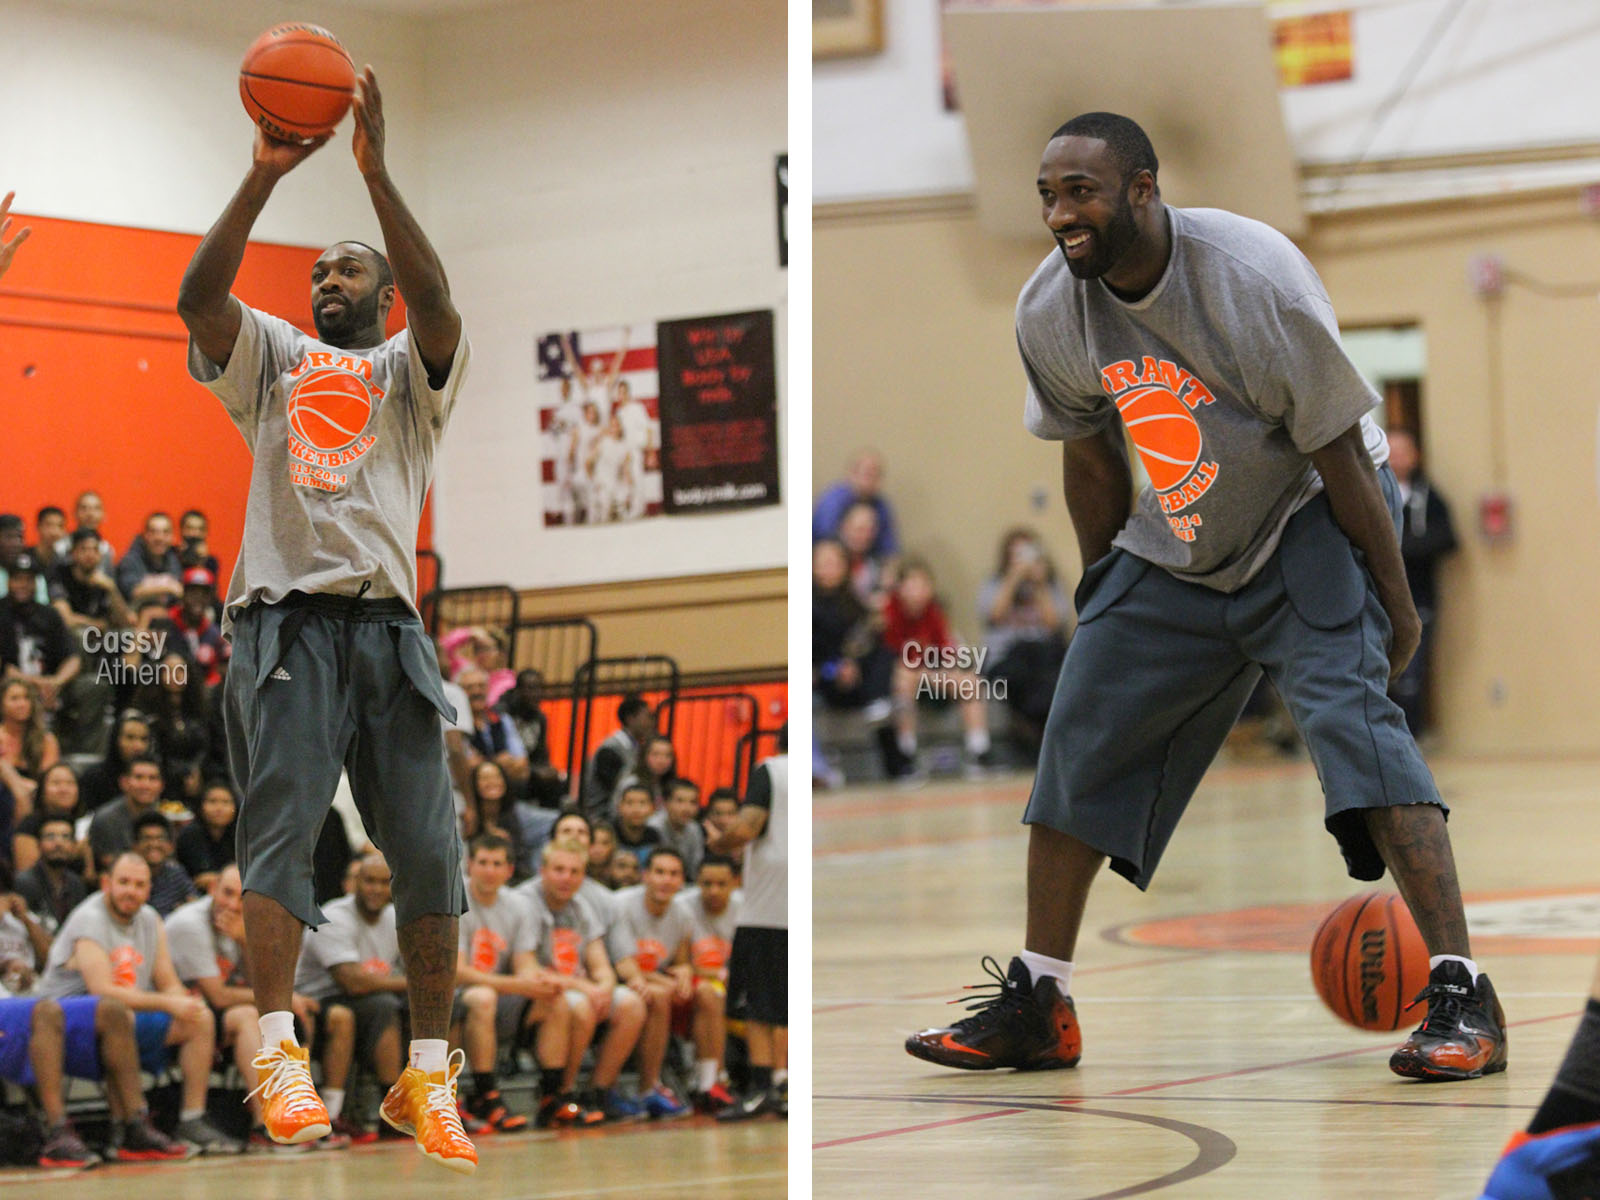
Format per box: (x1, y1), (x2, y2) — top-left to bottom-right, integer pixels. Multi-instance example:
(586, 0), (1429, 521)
(814, 752), (1600, 1199)
(4, 1098), (786, 1196)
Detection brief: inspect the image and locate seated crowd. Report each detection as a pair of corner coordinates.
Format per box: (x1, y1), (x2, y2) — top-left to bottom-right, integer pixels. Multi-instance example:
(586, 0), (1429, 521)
(811, 450), (1072, 785)
(0, 500), (776, 1169)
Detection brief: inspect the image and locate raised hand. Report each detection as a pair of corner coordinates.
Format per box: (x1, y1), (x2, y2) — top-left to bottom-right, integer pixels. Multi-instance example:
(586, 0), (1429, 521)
(0, 192), (32, 280)
(351, 66), (386, 180)
(252, 126), (331, 179)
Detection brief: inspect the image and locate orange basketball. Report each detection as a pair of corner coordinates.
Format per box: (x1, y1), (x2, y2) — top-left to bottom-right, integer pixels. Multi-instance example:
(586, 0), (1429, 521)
(1310, 891), (1431, 1031)
(1115, 384), (1202, 491)
(239, 24), (356, 143)
(288, 369), (372, 452)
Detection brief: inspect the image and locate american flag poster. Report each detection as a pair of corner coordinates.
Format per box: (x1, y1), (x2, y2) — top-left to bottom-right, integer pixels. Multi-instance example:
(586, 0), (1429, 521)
(534, 324), (664, 526)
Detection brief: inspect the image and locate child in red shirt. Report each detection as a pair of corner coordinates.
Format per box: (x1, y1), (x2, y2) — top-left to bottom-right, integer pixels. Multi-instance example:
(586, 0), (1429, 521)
(881, 559), (994, 777)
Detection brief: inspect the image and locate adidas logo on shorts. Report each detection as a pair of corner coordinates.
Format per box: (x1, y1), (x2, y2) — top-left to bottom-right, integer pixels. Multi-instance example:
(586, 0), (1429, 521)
(270, 667), (292, 682)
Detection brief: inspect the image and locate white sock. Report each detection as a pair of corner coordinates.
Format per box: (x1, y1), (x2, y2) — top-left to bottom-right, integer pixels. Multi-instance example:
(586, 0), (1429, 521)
(696, 1059), (719, 1093)
(1430, 954), (1480, 981)
(409, 1038), (449, 1075)
(897, 730), (917, 757)
(259, 1010), (298, 1050)
(965, 728), (991, 756)
(1021, 950), (1075, 995)
(323, 1088), (345, 1120)
(179, 1107), (204, 1123)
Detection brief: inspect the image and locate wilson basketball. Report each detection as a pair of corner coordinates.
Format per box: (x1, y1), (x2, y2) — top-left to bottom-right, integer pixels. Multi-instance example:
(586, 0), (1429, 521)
(1114, 385), (1202, 491)
(238, 24), (356, 142)
(288, 369), (372, 451)
(1310, 891), (1431, 1032)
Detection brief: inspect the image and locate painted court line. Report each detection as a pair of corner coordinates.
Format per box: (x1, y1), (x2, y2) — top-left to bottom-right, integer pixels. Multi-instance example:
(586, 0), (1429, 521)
(813, 1106), (1025, 1149)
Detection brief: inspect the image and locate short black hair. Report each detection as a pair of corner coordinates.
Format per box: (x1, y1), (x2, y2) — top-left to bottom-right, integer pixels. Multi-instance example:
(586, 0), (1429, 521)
(698, 853), (737, 876)
(469, 831), (512, 859)
(707, 787), (739, 808)
(0, 514), (21, 534)
(70, 528), (100, 548)
(37, 505), (64, 525)
(644, 846), (684, 872)
(180, 509), (206, 526)
(37, 814), (76, 838)
(1050, 112), (1159, 188)
(617, 695), (650, 724)
(121, 753), (162, 777)
(133, 811), (173, 839)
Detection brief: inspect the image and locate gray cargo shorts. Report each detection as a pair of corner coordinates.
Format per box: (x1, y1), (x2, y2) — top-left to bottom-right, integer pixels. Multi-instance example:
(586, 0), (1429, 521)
(1025, 467), (1443, 889)
(224, 592), (468, 928)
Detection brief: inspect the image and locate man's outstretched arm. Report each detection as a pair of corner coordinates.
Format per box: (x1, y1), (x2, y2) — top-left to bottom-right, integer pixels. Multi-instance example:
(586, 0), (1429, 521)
(351, 66), (461, 384)
(177, 130), (329, 367)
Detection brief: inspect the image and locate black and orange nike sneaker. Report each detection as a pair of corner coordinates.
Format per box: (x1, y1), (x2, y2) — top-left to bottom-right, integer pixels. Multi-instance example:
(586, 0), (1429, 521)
(904, 956), (1081, 1071)
(1389, 959), (1508, 1082)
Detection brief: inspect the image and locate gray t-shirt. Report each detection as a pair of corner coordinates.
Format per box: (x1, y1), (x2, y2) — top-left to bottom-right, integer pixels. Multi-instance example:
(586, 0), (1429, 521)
(292, 895), (403, 1002)
(164, 896), (245, 987)
(606, 886), (692, 974)
(187, 304), (471, 635)
(646, 811), (705, 879)
(37, 893), (163, 999)
(674, 891), (741, 975)
(1017, 205), (1387, 592)
(524, 886), (605, 980)
(459, 888), (544, 975)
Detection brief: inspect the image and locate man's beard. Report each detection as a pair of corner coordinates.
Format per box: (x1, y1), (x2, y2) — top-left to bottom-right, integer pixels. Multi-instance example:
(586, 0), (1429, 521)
(313, 289), (382, 344)
(43, 851), (77, 868)
(1062, 196), (1140, 280)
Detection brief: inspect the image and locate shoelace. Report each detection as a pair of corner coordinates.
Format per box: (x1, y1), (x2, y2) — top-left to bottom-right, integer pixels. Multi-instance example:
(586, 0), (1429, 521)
(947, 955), (1026, 1033)
(1405, 982), (1472, 1035)
(246, 1045), (324, 1115)
(421, 1049), (472, 1143)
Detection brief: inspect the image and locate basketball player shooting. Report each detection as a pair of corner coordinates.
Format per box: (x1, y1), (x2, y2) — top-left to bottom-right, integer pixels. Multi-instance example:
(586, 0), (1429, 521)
(177, 67), (477, 1172)
(906, 113), (1506, 1085)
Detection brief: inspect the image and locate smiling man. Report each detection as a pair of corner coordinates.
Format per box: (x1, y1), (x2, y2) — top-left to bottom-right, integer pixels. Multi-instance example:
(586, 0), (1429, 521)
(176, 65), (474, 1171)
(906, 112), (1505, 1085)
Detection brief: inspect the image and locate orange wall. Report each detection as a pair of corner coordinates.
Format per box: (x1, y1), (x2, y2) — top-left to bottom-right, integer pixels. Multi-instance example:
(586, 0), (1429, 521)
(0, 211), (424, 580)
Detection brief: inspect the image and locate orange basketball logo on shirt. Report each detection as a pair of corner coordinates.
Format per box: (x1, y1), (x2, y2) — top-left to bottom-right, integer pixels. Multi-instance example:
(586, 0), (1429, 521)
(471, 928), (507, 973)
(361, 956), (391, 975)
(283, 351), (385, 493)
(1101, 356), (1223, 541)
(691, 936), (729, 972)
(110, 944), (144, 988)
(288, 367), (372, 452)
(1114, 386), (1202, 491)
(634, 938), (666, 974)
(551, 927), (582, 976)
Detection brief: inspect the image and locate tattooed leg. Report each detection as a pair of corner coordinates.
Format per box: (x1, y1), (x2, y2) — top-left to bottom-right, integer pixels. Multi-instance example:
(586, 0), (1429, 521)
(398, 913), (459, 1041)
(1363, 804), (1472, 958)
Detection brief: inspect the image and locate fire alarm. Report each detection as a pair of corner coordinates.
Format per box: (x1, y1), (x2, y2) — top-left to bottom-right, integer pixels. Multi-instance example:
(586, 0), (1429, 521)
(1478, 490), (1513, 543)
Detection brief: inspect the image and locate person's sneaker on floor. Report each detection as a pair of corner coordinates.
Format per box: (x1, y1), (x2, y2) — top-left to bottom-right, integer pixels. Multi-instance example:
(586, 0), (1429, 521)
(536, 1092), (583, 1128)
(904, 955), (1082, 1071)
(692, 1080), (736, 1114)
(963, 748), (998, 779)
(466, 1088), (528, 1133)
(1478, 1119), (1600, 1199)
(601, 1087), (645, 1122)
(176, 1115), (245, 1156)
(641, 1084), (691, 1120)
(378, 1048), (478, 1174)
(247, 1040), (331, 1144)
(1389, 960), (1508, 1082)
(454, 1098), (488, 1136)
(37, 1121), (100, 1169)
(575, 1090), (607, 1126)
(716, 1086), (782, 1122)
(109, 1115), (190, 1162)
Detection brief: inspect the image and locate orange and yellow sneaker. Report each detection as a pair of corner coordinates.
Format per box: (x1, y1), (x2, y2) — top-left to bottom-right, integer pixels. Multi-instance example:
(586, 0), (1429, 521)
(379, 1047), (478, 1174)
(246, 1041), (332, 1144)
